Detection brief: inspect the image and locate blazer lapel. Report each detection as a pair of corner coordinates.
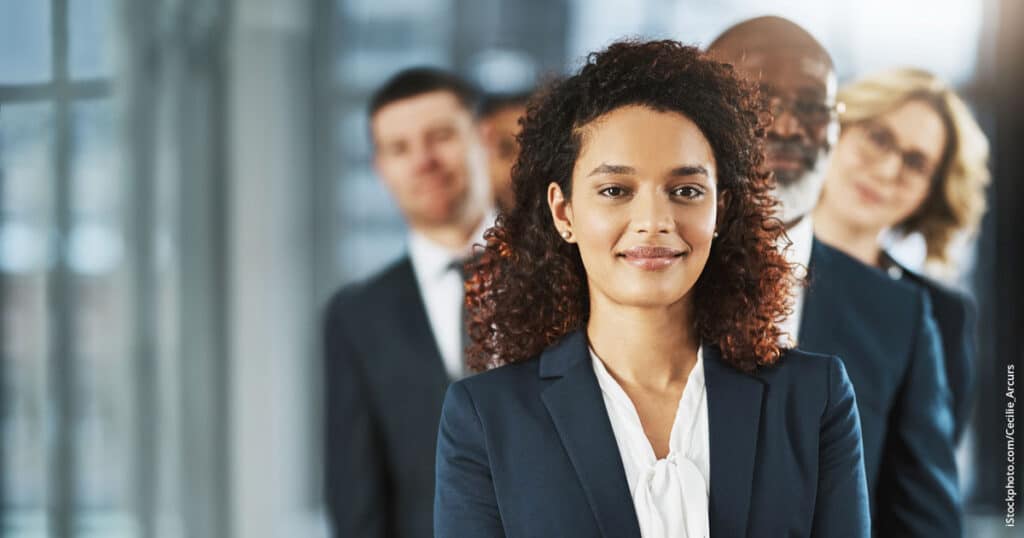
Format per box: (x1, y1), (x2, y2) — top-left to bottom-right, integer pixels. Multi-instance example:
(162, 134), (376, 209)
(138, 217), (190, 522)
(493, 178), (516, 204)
(704, 346), (765, 538)
(389, 257), (449, 382)
(799, 239), (841, 352)
(539, 330), (642, 538)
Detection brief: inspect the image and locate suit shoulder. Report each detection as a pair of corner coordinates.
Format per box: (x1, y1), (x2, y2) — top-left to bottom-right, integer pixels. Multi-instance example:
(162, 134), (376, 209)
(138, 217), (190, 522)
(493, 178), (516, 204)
(896, 265), (975, 317)
(323, 256), (413, 316)
(760, 348), (840, 382)
(759, 349), (851, 411)
(813, 241), (932, 322)
(815, 240), (921, 298)
(780, 347), (837, 365)
(366, 255), (415, 289)
(461, 357), (542, 390)
(761, 349), (850, 392)
(452, 356), (543, 404)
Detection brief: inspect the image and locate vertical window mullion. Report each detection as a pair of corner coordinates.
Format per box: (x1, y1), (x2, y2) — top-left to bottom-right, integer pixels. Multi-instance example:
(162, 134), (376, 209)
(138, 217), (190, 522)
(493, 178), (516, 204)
(48, 0), (75, 536)
(125, 1), (159, 536)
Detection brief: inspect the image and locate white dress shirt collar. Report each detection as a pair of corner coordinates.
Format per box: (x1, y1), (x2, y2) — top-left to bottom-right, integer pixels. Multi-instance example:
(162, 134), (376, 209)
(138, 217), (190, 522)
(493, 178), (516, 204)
(778, 215), (814, 346)
(785, 214), (815, 270)
(408, 212), (493, 275)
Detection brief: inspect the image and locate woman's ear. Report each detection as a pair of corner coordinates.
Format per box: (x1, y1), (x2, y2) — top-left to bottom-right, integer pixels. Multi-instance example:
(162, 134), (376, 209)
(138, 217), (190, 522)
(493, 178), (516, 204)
(547, 182), (576, 243)
(715, 189), (730, 232)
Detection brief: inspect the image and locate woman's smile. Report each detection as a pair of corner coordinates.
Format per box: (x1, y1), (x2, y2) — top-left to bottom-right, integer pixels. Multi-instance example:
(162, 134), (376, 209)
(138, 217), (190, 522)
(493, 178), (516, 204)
(618, 245), (687, 271)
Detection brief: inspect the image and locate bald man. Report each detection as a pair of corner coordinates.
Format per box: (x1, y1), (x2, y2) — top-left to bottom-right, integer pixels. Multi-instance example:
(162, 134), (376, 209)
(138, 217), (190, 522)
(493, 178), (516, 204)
(709, 17), (961, 537)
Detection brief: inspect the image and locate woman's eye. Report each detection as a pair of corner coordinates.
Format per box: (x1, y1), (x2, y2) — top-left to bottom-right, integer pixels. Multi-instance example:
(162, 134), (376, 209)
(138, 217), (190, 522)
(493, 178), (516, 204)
(599, 186), (628, 197)
(672, 186), (703, 199)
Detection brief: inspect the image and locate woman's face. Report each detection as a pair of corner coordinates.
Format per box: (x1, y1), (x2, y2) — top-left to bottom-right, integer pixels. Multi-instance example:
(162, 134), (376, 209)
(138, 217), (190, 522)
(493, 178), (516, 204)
(819, 99), (947, 233)
(547, 105), (718, 309)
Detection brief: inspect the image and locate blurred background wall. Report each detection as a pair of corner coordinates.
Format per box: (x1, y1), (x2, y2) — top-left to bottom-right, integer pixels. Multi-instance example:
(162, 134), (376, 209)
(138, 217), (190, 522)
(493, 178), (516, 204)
(0, 0), (1020, 537)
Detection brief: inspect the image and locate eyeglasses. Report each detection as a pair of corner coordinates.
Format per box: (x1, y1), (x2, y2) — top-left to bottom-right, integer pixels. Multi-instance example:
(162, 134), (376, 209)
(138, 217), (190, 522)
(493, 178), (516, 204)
(764, 91), (843, 128)
(853, 119), (937, 184)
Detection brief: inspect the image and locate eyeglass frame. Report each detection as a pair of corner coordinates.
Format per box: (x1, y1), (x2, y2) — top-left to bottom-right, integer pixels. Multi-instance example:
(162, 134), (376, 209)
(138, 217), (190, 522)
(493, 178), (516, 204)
(761, 87), (845, 130)
(847, 117), (942, 185)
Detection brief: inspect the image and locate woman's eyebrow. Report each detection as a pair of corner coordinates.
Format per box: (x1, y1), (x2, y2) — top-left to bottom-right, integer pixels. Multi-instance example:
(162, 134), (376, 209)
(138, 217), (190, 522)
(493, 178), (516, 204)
(586, 163), (710, 177)
(587, 163), (635, 176)
(668, 165), (709, 178)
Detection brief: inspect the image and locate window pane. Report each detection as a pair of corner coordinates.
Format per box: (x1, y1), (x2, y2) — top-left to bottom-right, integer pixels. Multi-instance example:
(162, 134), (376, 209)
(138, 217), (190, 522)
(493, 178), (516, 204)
(0, 103), (56, 536)
(68, 98), (136, 537)
(336, 231), (405, 284)
(0, 0), (52, 84)
(70, 99), (123, 273)
(335, 104), (369, 164)
(334, 48), (450, 92)
(69, 0), (114, 80)
(1, 103), (56, 231)
(341, 0), (447, 19)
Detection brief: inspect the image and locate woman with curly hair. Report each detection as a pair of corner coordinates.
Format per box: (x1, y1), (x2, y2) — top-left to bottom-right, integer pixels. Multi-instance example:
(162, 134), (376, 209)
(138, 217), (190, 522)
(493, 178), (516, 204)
(434, 39), (870, 538)
(812, 68), (989, 441)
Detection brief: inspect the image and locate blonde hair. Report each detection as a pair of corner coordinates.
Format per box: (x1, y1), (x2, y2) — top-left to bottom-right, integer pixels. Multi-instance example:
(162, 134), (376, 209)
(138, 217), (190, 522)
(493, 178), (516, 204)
(837, 68), (990, 266)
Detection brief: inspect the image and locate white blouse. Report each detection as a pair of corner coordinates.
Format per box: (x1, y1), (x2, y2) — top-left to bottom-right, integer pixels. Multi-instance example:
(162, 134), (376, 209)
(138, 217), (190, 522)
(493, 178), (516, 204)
(590, 347), (711, 538)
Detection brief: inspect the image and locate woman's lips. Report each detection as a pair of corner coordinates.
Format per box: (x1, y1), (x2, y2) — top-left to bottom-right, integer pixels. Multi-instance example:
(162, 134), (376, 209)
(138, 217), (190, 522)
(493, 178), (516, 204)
(853, 182), (884, 205)
(618, 246), (685, 270)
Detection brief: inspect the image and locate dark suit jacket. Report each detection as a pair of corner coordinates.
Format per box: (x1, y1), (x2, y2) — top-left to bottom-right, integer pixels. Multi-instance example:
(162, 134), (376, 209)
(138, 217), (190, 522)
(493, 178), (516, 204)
(800, 240), (961, 536)
(885, 253), (977, 443)
(435, 329), (870, 538)
(323, 256), (449, 538)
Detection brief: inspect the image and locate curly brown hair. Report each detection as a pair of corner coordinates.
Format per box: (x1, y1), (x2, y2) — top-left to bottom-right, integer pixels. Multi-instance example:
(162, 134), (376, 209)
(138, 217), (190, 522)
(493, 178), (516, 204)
(465, 39), (796, 373)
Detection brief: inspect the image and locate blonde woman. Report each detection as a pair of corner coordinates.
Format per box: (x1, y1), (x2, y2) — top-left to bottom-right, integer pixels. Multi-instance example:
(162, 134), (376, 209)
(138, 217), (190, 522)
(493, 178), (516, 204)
(813, 68), (990, 441)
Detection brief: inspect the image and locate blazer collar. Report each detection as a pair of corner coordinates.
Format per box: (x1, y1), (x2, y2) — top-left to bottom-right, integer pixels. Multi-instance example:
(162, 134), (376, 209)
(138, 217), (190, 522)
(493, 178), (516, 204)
(538, 328), (589, 378)
(538, 329), (642, 538)
(538, 329), (767, 538)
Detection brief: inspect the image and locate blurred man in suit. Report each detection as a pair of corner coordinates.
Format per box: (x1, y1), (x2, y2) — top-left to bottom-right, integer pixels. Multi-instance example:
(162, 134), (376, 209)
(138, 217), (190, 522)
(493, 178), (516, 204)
(323, 67), (493, 538)
(477, 91), (531, 212)
(708, 16), (961, 537)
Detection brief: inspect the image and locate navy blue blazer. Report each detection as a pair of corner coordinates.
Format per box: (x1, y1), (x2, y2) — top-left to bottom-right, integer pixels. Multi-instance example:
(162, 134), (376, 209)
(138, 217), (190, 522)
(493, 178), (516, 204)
(800, 240), (960, 536)
(884, 252), (977, 443)
(323, 257), (451, 538)
(435, 329), (870, 538)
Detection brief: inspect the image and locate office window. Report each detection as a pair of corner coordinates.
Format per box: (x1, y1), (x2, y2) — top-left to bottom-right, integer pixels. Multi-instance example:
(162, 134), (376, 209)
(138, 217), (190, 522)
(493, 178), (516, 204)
(1, 1), (133, 536)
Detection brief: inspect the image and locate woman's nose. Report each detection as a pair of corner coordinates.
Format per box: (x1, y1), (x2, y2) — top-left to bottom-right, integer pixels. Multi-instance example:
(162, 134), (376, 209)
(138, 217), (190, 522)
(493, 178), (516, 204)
(872, 151), (904, 184)
(630, 193), (673, 234)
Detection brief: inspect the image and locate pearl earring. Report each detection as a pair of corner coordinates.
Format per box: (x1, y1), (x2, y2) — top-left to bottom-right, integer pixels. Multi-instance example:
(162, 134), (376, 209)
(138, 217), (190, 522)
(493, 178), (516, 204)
(561, 230), (572, 240)
(713, 231), (719, 239)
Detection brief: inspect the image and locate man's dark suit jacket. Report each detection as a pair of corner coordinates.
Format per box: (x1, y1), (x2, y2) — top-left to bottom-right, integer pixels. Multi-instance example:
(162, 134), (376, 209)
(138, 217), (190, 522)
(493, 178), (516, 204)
(434, 329), (871, 537)
(800, 239), (961, 536)
(323, 256), (449, 538)
(885, 253), (978, 443)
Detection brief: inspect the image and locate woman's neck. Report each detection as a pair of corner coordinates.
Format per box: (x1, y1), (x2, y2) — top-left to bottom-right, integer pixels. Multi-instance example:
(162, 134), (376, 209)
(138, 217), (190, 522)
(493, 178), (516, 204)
(586, 296), (699, 391)
(812, 207), (883, 268)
